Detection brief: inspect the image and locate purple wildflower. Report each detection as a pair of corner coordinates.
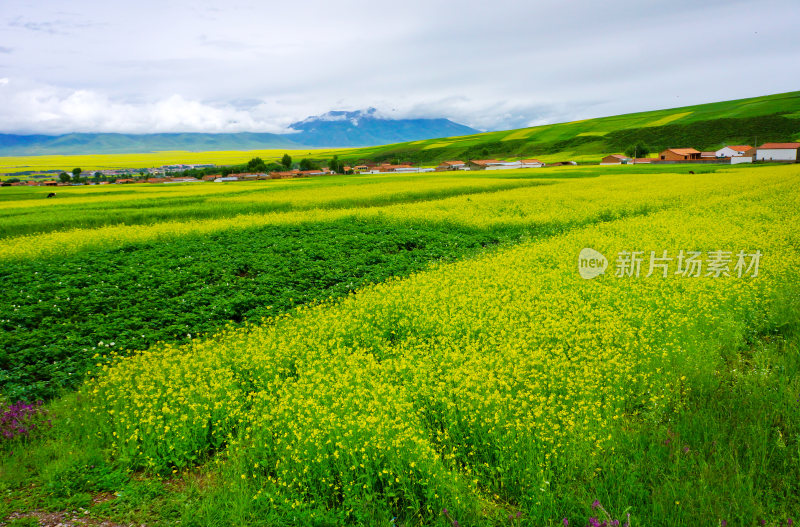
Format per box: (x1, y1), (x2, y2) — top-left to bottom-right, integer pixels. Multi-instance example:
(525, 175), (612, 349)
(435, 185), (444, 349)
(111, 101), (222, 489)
(589, 518), (601, 527)
(0, 400), (49, 442)
(562, 518), (569, 526)
(591, 500), (601, 510)
(788, 519), (794, 526)
(721, 521), (727, 527)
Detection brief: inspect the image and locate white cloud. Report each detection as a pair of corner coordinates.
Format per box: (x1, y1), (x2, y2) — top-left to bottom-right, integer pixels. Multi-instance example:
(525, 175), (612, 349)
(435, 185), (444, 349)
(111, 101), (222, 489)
(1, 0), (798, 134)
(0, 80), (296, 134)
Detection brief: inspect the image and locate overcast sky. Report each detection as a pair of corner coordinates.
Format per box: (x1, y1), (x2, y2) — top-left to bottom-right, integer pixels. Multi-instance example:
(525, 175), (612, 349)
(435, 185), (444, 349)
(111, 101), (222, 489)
(0, 0), (798, 135)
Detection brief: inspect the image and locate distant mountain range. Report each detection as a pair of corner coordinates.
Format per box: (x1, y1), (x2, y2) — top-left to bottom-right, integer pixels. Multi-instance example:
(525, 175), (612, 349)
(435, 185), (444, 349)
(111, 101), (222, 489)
(0, 109), (480, 156)
(286, 108), (479, 147)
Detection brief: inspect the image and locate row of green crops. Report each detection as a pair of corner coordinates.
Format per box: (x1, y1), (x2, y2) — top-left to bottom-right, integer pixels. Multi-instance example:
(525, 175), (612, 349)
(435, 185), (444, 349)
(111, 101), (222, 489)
(0, 173), (550, 238)
(82, 166), (800, 524)
(0, 219), (508, 401)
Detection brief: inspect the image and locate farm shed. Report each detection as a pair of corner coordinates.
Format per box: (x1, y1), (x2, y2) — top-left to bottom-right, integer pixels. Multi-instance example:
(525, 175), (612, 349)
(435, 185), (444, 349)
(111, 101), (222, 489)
(436, 160), (467, 171)
(485, 161), (523, 170)
(755, 142), (800, 162)
(601, 154), (630, 165)
(467, 159), (502, 170)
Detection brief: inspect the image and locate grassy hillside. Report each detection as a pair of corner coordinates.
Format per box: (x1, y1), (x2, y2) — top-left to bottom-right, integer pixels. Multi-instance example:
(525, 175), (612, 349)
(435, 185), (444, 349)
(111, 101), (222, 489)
(337, 91), (800, 164)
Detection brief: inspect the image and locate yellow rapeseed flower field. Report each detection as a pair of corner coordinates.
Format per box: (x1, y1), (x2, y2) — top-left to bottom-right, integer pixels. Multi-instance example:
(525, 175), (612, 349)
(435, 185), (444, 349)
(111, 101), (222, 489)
(81, 165), (800, 522)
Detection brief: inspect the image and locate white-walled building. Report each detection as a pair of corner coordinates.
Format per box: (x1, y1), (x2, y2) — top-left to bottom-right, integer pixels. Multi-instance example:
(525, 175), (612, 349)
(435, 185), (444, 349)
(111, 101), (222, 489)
(716, 145), (752, 158)
(756, 142), (800, 162)
(436, 160), (469, 171)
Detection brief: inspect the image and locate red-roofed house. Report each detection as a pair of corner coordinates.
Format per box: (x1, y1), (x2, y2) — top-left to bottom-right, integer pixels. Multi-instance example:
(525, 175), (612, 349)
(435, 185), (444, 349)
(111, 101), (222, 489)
(601, 154), (631, 165)
(270, 170), (300, 179)
(716, 145), (752, 158)
(659, 148), (701, 161)
(756, 142), (800, 162)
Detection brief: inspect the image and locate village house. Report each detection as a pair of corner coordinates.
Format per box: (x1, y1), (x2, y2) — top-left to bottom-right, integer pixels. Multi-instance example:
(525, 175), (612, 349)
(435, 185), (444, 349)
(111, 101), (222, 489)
(436, 160), (468, 171)
(519, 159), (544, 168)
(359, 164), (416, 174)
(381, 163), (415, 172)
(700, 151), (718, 159)
(755, 142), (800, 162)
(230, 172), (271, 180)
(270, 170), (301, 179)
(715, 145), (752, 158)
(114, 178), (136, 184)
(298, 169), (333, 176)
(467, 159), (503, 170)
(601, 154), (631, 165)
(659, 148), (701, 161)
(165, 177), (200, 183)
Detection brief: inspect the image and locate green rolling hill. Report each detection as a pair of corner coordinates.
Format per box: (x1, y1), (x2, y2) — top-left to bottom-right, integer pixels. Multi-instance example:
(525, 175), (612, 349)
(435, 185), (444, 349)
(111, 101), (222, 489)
(336, 91), (800, 164)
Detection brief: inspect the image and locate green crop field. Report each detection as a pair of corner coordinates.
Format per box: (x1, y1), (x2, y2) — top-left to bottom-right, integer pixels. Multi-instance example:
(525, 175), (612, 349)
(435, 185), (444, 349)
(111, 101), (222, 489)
(1, 163), (799, 526)
(2, 91), (799, 176)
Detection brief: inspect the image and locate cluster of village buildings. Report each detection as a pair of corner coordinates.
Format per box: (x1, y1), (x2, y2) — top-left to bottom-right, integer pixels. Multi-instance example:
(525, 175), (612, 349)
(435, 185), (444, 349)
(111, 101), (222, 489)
(601, 142), (800, 165)
(3, 142), (798, 187)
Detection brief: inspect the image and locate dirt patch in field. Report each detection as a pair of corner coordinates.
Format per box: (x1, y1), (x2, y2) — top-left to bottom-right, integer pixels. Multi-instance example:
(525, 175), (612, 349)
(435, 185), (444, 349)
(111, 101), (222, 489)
(2, 493), (134, 527)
